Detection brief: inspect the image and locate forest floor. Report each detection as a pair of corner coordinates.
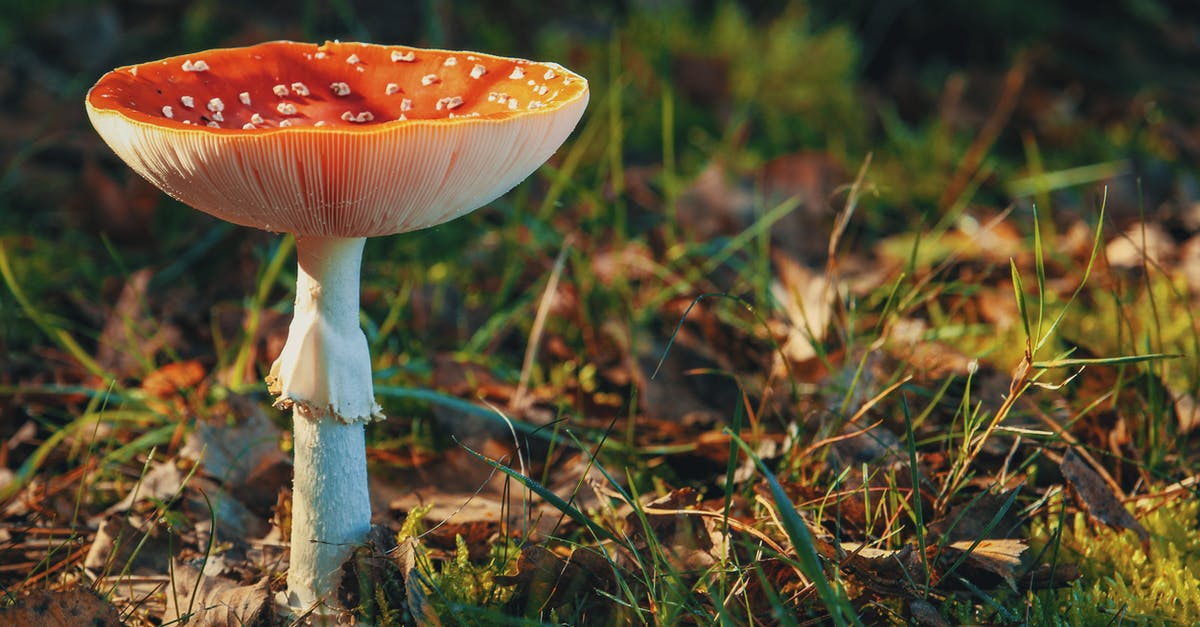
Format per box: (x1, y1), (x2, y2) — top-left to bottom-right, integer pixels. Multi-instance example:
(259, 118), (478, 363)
(2, 1), (1200, 625)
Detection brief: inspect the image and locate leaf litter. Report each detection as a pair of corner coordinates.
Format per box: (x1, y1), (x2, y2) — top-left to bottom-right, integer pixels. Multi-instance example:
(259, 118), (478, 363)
(2, 2), (1200, 625)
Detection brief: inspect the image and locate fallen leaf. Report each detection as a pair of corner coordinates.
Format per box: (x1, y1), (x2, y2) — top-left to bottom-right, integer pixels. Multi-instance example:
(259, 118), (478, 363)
(94, 268), (181, 378)
(180, 395), (290, 513)
(142, 360), (206, 398)
(1061, 448), (1149, 546)
(0, 586), (122, 626)
(675, 161), (751, 242)
(760, 151), (846, 265)
(84, 514), (174, 576)
(165, 560), (273, 626)
(909, 598), (952, 627)
(496, 545), (617, 619)
(928, 486), (1023, 544)
(394, 536), (441, 626)
(771, 251), (835, 364)
(106, 460), (186, 514)
(338, 525), (406, 622)
(839, 542), (928, 594)
(1169, 387), (1200, 435)
(1105, 221), (1176, 269)
(942, 538), (1027, 589)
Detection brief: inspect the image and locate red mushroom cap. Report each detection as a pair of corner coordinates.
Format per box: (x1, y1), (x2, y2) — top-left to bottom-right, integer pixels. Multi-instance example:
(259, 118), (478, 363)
(85, 40), (588, 236)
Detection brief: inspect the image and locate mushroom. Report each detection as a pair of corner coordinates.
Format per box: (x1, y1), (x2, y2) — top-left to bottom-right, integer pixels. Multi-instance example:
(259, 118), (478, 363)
(85, 40), (588, 614)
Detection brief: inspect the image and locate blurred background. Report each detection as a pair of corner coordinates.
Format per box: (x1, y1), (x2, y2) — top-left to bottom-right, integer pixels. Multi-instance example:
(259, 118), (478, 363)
(3, 0), (1200, 425)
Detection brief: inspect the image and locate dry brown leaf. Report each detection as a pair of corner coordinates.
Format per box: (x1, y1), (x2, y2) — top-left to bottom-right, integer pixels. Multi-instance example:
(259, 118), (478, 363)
(180, 395), (290, 513)
(106, 460), (186, 514)
(675, 161), (750, 242)
(94, 268), (181, 378)
(1105, 221), (1176, 268)
(1061, 448), (1149, 546)
(1170, 388), (1200, 435)
(944, 538), (1027, 589)
(760, 151), (846, 265)
(909, 598), (952, 627)
(142, 359), (206, 398)
(771, 251), (835, 364)
(928, 486), (1022, 544)
(495, 545), (617, 618)
(165, 561), (273, 626)
(839, 542), (928, 593)
(337, 525), (406, 622)
(0, 586), (122, 626)
(84, 513), (175, 575)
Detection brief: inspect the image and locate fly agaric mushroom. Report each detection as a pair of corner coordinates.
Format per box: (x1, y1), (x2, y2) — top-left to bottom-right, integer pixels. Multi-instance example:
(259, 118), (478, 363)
(85, 40), (587, 614)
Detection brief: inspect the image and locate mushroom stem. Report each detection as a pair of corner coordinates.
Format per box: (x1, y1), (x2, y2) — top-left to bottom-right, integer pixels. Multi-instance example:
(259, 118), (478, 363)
(272, 235), (378, 612)
(288, 406), (370, 611)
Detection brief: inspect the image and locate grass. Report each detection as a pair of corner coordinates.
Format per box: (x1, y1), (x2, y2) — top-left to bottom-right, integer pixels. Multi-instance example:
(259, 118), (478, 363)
(2, 1), (1200, 625)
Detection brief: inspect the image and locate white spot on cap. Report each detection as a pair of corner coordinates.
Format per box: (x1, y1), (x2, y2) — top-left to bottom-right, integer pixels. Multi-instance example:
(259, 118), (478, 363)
(280, 119), (293, 127)
(563, 77), (574, 86)
(315, 51), (327, 59)
(467, 55), (477, 61)
(273, 84), (289, 97)
(346, 54), (360, 64)
(341, 111), (375, 123)
(391, 50), (415, 62)
(182, 59), (209, 72)
(528, 100), (545, 110)
(242, 122), (255, 129)
(130, 67), (137, 76)
(444, 57), (457, 66)
(397, 114), (407, 121)
(470, 64), (487, 79)
(183, 120), (192, 125)
(330, 82), (351, 96)
(509, 67), (525, 80)
(385, 83), (400, 95)
(543, 69), (557, 80)
(239, 91), (251, 105)
(421, 74), (439, 86)
(435, 95), (463, 111)
(400, 98), (412, 112)
(291, 82), (311, 96)
(180, 95), (195, 108)
(508, 98), (518, 110)
(206, 120), (220, 128)
(276, 102), (298, 115)
(315, 120), (327, 127)
(536, 84), (548, 96)
(161, 105), (174, 118)
(250, 113), (264, 124)
(207, 97), (225, 112)
(212, 111), (224, 122)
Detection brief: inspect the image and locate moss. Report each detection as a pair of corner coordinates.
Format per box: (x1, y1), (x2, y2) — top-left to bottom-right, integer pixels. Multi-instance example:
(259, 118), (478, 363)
(1027, 496), (1200, 625)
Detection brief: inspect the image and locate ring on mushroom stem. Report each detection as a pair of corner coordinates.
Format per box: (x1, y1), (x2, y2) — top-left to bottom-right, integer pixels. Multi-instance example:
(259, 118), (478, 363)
(85, 40), (588, 618)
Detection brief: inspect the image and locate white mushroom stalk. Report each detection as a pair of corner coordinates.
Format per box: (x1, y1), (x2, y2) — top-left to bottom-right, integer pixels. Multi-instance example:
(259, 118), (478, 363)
(266, 235), (378, 611)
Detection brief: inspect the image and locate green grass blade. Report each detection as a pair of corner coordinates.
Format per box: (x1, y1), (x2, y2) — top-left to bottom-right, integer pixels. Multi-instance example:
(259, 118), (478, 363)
(0, 240), (107, 379)
(1032, 353), (1179, 369)
(727, 430), (861, 627)
(1032, 204), (1046, 350)
(1036, 189), (1107, 352)
(1010, 259), (1031, 352)
(901, 395), (930, 595)
(456, 439), (626, 548)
